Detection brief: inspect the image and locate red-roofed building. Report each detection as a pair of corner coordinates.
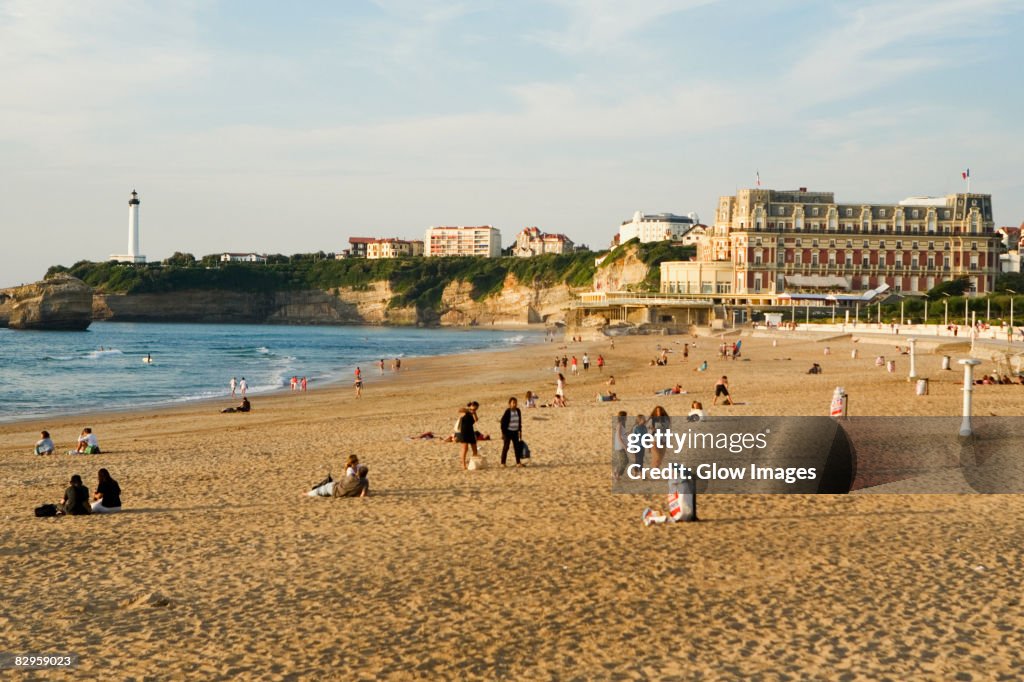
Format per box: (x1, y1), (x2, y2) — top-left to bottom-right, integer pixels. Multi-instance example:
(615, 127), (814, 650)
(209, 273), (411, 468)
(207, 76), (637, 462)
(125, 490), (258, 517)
(513, 227), (575, 257)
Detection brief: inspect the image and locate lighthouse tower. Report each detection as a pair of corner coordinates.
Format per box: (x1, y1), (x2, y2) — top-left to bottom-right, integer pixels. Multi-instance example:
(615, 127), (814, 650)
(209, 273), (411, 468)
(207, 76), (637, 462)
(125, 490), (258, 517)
(110, 189), (146, 264)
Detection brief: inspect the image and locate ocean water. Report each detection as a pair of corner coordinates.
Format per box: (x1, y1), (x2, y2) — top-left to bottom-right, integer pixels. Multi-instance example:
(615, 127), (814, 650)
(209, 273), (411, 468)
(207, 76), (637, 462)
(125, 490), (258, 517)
(0, 322), (541, 422)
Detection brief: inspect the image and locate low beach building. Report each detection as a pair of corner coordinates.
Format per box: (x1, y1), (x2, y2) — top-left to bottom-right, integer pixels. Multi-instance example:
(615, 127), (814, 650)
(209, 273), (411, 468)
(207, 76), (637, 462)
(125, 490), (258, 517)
(220, 253), (267, 264)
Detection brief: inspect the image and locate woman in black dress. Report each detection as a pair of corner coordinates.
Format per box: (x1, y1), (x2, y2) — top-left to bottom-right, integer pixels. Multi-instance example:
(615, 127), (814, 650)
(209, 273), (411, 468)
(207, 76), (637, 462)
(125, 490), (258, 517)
(454, 406), (478, 470)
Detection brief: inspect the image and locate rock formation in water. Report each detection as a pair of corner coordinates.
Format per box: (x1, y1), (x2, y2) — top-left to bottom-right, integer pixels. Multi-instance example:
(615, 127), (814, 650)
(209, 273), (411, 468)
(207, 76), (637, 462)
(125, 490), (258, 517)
(0, 275), (93, 330)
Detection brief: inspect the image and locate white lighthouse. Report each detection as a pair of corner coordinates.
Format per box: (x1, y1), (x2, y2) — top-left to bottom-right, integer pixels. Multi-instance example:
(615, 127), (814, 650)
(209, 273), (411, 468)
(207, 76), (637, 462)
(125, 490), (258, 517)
(110, 189), (146, 264)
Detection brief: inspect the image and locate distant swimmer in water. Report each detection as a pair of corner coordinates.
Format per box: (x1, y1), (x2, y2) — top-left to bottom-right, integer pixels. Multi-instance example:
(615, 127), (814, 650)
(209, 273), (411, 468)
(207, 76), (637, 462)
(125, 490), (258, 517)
(143, 353), (153, 364)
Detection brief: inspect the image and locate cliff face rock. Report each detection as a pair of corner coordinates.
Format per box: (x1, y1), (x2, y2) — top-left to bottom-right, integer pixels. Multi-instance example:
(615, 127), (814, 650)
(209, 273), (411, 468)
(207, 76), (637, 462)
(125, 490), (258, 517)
(89, 274), (580, 327)
(0, 275), (93, 330)
(593, 245), (649, 292)
(437, 274), (575, 326)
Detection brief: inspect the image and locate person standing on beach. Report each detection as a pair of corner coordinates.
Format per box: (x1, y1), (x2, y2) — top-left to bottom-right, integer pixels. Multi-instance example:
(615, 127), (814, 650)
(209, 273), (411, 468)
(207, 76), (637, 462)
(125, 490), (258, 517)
(230, 377), (237, 397)
(301, 376), (308, 392)
(499, 397), (524, 467)
(683, 343), (689, 361)
(290, 376), (298, 392)
(355, 366), (362, 380)
(378, 359), (385, 375)
(454, 406), (478, 470)
(631, 415), (648, 468)
(612, 411), (629, 480)
(239, 377), (248, 396)
(354, 375), (363, 398)
(713, 376), (733, 406)
(648, 406), (670, 468)
(554, 373), (567, 407)
(571, 356), (579, 376)
(582, 353), (590, 372)
(597, 354), (604, 372)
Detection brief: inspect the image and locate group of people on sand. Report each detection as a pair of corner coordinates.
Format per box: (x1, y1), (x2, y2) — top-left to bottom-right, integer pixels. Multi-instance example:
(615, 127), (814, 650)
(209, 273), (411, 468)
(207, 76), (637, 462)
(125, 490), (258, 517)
(306, 454), (370, 498)
(450, 397), (529, 469)
(34, 427), (101, 455)
(289, 376), (309, 392)
(52, 469), (122, 515)
(976, 373), (1024, 385)
(611, 403), (708, 479)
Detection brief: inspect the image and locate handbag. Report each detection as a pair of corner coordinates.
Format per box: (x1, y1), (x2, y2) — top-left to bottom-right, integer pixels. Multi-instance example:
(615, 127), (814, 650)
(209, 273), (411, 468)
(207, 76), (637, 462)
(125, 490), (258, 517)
(35, 504), (58, 517)
(519, 441), (531, 460)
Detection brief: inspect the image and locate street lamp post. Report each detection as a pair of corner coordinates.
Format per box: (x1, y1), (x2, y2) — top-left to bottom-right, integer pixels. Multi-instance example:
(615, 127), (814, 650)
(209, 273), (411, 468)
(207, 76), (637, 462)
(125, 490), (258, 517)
(900, 296), (905, 327)
(1007, 289), (1017, 338)
(943, 293), (950, 328)
(923, 295), (929, 326)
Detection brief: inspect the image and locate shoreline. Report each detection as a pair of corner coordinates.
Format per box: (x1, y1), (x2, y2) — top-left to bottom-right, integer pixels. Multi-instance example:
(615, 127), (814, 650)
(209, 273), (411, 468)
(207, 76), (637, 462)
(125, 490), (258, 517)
(0, 323), (548, 429)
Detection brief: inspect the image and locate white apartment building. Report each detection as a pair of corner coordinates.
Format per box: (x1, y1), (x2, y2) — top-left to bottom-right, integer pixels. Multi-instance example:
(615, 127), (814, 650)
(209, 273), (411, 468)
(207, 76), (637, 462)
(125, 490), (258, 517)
(424, 226), (502, 257)
(220, 252), (267, 263)
(619, 211), (698, 244)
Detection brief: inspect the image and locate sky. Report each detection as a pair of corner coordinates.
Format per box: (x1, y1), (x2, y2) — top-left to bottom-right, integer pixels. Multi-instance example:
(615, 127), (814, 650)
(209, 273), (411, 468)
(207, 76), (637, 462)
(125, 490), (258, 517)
(1, 0), (1022, 286)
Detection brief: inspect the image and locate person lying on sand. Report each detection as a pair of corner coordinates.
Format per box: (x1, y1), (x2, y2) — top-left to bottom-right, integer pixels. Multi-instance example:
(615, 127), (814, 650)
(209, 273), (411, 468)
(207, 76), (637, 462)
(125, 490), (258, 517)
(597, 392), (619, 402)
(654, 384), (685, 395)
(221, 397), (251, 413)
(307, 464), (370, 498)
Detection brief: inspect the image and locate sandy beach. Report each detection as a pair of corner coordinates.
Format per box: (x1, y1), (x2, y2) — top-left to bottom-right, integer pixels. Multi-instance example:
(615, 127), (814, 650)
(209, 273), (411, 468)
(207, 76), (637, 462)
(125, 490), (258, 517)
(3, 330), (1024, 680)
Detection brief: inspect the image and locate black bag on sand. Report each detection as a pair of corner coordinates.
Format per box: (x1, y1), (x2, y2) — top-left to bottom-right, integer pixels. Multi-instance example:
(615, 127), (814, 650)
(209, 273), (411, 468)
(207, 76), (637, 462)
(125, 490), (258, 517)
(519, 441), (531, 460)
(35, 504), (57, 517)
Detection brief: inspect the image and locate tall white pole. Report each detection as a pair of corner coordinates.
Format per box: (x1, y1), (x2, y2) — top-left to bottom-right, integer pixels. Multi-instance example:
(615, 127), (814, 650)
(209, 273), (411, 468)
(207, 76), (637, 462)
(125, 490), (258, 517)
(959, 358), (982, 437)
(908, 337), (917, 380)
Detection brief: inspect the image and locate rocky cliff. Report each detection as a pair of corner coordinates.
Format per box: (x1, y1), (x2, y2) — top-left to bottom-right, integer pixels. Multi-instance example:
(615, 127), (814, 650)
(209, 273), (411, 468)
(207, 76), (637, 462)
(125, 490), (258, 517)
(0, 275), (93, 330)
(592, 246), (650, 292)
(91, 274), (578, 327)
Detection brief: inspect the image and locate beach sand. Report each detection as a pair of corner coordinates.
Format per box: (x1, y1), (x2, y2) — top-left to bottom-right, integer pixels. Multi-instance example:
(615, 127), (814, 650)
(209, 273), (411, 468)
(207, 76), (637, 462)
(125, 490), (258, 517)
(2, 332), (1023, 680)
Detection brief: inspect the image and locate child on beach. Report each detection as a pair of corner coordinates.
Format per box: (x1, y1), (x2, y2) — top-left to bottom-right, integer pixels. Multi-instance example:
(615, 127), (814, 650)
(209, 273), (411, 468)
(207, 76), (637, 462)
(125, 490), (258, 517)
(35, 430), (55, 455)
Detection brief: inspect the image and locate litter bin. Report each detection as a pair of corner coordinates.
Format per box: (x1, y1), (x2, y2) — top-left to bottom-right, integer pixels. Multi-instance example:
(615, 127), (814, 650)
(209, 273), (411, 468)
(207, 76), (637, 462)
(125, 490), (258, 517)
(916, 378), (929, 396)
(887, 360), (896, 373)
(941, 355), (951, 370)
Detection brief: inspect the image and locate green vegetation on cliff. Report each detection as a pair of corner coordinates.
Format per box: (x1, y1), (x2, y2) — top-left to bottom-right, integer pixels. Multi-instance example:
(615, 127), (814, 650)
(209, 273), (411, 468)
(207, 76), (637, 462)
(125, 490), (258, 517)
(597, 238), (696, 291)
(46, 251), (601, 312)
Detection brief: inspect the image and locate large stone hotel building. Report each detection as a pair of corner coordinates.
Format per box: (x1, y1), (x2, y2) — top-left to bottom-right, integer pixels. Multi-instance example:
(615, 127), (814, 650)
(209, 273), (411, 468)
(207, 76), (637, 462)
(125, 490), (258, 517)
(661, 188), (999, 299)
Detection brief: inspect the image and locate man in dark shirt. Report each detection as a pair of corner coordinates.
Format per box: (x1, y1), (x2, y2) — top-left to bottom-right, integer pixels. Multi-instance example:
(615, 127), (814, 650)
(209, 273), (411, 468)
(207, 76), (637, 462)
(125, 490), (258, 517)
(59, 475), (91, 515)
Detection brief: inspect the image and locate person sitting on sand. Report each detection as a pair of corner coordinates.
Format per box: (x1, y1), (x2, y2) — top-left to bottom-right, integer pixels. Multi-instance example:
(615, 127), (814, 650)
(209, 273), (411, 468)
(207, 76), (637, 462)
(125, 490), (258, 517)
(92, 468), (122, 513)
(695, 361), (709, 372)
(524, 391), (538, 408)
(75, 427), (100, 454)
(607, 375), (616, 386)
(307, 464), (370, 497)
(35, 430), (55, 455)
(344, 454), (360, 478)
(221, 397), (251, 413)
(807, 363), (822, 375)
(687, 400), (708, 422)
(58, 474), (91, 515)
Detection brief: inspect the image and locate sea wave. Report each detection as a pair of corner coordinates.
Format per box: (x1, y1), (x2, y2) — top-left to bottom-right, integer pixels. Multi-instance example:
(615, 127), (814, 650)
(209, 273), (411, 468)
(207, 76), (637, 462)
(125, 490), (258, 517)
(86, 349), (124, 359)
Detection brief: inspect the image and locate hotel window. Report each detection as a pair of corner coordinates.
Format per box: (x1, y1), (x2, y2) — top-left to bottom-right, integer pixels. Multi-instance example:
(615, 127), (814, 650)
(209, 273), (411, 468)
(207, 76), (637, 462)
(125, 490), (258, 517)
(895, 241), (902, 249)
(879, 209), (886, 217)
(754, 254), (762, 265)
(845, 255), (853, 266)
(795, 253), (802, 265)
(862, 256), (870, 267)
(912, 241), (919, 250)
(778, 206), (785, 215)
(879, 240), (886, 249)
(812, 239), (819, 247)
(912, 209), (919, 218)
(971, 255), (979, 268)
(971, 241), (978, 250)
(829, 239), (836, 247)
(911, 256), (919, 268)
(927, 256), (935, 268)
(828, 254), (836, 266)
(795, 238), (802, 247)
(845, 208), (852, 217)
(812, 207), (819, 216)
(944, 256), (951, 268)
(811, 254), (819, 266)
(929, 241), (935, 250)
(846, 240), (853, 248)
(863, 240), (870, 248)
(944, 210), (951, 218)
